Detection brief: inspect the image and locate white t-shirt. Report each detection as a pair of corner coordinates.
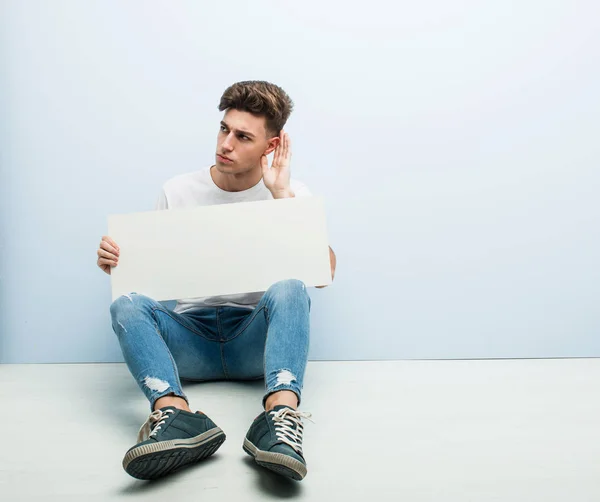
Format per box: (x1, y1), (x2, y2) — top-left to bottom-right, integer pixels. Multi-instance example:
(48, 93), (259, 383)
(155, 167), (312, 313)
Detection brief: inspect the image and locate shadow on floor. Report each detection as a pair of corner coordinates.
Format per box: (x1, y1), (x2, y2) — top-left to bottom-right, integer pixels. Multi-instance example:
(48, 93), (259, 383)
(117, 455), (221, 495)
(242, 456), (303, 498)
(116, 455), (303, 499)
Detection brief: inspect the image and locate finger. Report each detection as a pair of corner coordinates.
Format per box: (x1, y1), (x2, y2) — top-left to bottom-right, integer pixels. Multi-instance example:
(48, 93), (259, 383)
(100, 240), (119, 256)
(103, 236), (120, 251)
(286, 132), (292, 160)
(273, 138), (281, 167)
(278, 132), (287, 164)
(283, 132), (290, 162)
(98, 257), (118, 267)
(278, 134), (290, 172)
(279, 131), (286, 161)
(97, 249), (118, 260)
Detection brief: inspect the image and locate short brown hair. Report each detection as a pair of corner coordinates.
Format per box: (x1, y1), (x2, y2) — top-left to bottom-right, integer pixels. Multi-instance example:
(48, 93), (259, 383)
(218, 81), (294, 136)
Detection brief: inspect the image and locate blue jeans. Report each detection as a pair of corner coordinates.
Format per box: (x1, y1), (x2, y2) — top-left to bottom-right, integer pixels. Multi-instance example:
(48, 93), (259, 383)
(110, 279), (311, 411)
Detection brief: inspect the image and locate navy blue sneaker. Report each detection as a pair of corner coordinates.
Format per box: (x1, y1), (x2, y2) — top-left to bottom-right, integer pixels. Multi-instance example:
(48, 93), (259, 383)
(243, 405), (313, 481)
(123, 406), (226, 480)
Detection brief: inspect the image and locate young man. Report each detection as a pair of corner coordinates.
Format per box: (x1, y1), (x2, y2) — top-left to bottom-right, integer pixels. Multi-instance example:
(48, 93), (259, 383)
(96, 81), (336, 481)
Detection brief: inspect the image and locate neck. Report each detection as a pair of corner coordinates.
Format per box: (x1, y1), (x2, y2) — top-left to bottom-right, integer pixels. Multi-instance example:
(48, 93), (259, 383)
(210, 165), (262, 192)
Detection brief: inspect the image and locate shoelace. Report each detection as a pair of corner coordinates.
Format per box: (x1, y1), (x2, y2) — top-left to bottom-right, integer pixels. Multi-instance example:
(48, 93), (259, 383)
(270, 408), (314, 454)
(137, 408), (175, 443)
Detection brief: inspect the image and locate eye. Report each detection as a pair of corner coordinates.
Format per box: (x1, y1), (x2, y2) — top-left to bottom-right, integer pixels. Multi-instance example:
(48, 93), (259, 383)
(239, 135), (249, 141)
(220, 125), (227, 132)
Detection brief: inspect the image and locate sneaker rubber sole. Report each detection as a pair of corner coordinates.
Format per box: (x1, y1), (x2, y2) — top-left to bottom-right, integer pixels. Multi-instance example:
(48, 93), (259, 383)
(243, 437), (307, 480)
(123, 427), (226, 480)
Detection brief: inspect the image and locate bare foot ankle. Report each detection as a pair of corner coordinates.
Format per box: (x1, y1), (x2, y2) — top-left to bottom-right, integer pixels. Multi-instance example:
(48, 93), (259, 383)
(265, 390), (298, 412)
(154, 395), (192, 412)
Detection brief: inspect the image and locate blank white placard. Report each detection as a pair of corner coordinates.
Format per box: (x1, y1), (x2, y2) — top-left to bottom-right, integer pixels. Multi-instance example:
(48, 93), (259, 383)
(108, 197), (332, 301)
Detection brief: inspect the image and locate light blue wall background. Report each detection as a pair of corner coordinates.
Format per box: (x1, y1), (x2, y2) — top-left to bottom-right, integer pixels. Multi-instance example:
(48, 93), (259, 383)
(1, 1), (599, 363)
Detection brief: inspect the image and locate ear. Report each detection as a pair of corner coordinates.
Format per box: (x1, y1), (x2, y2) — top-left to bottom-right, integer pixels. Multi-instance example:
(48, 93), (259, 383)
(263, 135), (280, 156)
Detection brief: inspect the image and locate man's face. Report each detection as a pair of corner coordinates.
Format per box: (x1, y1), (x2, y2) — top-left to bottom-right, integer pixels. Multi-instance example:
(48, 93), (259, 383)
(215, 109), (278, 175)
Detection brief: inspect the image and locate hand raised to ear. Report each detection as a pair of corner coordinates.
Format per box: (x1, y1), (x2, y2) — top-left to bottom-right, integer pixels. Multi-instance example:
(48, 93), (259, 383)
(262, 131), (292, 198)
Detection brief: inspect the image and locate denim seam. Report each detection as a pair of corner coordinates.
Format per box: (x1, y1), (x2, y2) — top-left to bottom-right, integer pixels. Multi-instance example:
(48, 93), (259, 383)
(262, 306), (270, 381)
(152, 305), (216, 341)
(216, 308), (230, 378)
(226, 305), (268, 343)
(150, 308), (185, 397)
(220, 343), (229, 379)
(216, 307), (224, 341)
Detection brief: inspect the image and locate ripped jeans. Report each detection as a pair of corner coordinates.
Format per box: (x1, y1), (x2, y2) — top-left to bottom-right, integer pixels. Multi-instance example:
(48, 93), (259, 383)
(110, 279), (311, 411)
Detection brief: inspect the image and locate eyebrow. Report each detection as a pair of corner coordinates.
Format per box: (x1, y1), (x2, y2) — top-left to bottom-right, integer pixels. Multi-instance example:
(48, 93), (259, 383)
(220, 121), (255, 139)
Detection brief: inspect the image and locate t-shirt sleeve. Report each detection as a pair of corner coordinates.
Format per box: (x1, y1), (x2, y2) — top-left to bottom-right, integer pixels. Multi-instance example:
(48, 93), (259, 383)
(155, 188), (169, 210)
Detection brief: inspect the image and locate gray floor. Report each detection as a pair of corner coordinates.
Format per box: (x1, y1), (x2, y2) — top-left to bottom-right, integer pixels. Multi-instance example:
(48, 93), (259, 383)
(1, 359), (599, 501)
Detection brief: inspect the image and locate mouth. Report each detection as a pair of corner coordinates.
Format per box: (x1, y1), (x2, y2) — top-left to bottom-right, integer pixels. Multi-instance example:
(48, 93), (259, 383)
(217, 154), (234, 164)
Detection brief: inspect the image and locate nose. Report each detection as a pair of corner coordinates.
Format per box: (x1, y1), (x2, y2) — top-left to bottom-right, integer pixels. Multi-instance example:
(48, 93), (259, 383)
(221, 133), (234, 152)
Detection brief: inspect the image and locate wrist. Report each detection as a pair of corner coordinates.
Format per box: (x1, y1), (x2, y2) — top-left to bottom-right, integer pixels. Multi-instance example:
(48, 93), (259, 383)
(271, 188), (295, 199)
